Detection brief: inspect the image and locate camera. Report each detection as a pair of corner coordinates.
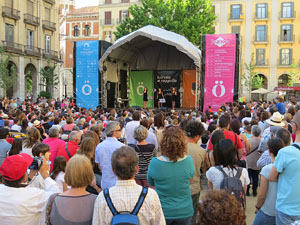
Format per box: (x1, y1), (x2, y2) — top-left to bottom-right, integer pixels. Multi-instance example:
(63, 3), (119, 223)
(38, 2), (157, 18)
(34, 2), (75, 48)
(29, 156), (44, 170)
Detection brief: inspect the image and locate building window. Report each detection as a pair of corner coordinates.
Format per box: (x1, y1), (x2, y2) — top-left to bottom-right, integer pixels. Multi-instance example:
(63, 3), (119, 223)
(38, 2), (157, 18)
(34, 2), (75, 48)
(45, 7), (51, 21)
(104, 31), (112, 42)
(27, 0), (34, 14)
(281, 24), (293, 41)
(5, 23), (14, 42)
(27, 30), (34, 49)
(121, 0), (129, 3)
(45, 35), (51, 53)
(105, 11), (112, 25)
(256, 49), (265, 65)
(281, 2), (293, 18)
(231, 26), (240, 34)
(105, 0), (111, 3)
(231, 4), (242, 19)
(119, 10), (129, 23)
(74, 25), (79, 36)
(84, 25), (90, 36)
(280, 49), (292, 65)
(256, 3), (267, 19)
(256, 25), (267, 42)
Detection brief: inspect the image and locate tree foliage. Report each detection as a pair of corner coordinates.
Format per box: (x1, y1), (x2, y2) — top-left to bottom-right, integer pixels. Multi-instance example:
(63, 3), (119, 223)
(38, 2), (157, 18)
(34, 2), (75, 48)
(39, 61), (59, 97)
(242, 53), (258, 100)
(0, 47), (18, 97)
(114, 0), (216, 47)
(288, 62), (300, 87)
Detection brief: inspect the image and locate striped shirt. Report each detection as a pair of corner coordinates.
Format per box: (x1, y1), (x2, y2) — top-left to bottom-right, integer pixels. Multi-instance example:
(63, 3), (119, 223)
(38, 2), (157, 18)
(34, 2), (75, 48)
(129, 144), (156, 180)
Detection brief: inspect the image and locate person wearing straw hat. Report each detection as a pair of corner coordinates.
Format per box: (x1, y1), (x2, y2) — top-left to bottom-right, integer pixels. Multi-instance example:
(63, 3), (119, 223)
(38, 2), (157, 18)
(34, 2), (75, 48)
(256, 112), (285, 169)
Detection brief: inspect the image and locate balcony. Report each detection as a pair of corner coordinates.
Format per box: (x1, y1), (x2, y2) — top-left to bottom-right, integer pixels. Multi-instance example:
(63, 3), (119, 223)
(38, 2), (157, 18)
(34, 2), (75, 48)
(42, 49), (59, 60)
(44, 0), (55, 4)
(24, 45), (41, 57)
(256, 59), (269, 67)
(278, 35), (295, 44)
(42, 20), (56, 31)
(278, 58), (294, 67)
(253, 35), (268, 44)
(100, 19), (115, 26)
(279, 11), (296, 20)
(254, 12), (269, 21)
(228, 13), (244, 22)
(2, 6), (20, 20)
(2, 41), (23, 54)
(24, 14), (40, 26)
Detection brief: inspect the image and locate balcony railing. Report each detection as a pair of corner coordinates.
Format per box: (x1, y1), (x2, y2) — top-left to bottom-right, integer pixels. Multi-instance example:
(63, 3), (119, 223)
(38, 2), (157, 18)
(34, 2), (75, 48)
(2, 6), (20, 20)
(253, 35), (268, 44)
(279, 11), (296, 20)
(256, 59), (269, 67)
(42, 49), (59, 60)
(24, 45), (41, 57)
(254, 12), (270, 21)
(278, 58), (294, 67)
(100, 19), (115, 25)
(228, 13), (244, 21)
(278, 35), (295, 43)
(42, 20), (56, 31)
(24, 14), (40, 26)
(2, 41), (23, 54)
(44, 0), (55, 4)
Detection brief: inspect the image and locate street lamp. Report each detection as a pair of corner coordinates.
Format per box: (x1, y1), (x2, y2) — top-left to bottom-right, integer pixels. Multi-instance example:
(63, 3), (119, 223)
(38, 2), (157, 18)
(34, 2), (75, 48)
(64, 75), (67, 98)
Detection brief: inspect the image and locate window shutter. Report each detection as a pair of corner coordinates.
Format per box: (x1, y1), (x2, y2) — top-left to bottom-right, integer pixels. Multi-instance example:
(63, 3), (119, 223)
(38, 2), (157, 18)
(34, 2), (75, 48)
(240, 4), (242, 18)
(281, 2), (283, 17)
(265, 25), (268, 41)
(291, 2), (294, 17)
(265, 3), (268, 18)
(289, 49), (293, 64)
(255, 3), (258, 18)
(230, 5), (233, 19)
(255, 26), (257, 41)
(256, 49), (259, 64)
(119, 10), (122, 23)
(280, 25), (283, 41)
(279, 49), (282, 64)
(291, 24), (293, 41)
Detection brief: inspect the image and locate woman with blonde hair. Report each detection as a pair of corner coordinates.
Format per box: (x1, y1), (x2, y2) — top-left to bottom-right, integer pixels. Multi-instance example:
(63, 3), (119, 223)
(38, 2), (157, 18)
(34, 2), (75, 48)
(148, 126), (195, 224)
(21, 127), (40, 157)
(47, 155), (97, 225)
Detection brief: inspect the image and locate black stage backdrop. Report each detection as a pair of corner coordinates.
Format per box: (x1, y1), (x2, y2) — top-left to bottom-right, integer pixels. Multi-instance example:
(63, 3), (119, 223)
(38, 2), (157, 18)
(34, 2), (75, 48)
(154, 71), (181, 108)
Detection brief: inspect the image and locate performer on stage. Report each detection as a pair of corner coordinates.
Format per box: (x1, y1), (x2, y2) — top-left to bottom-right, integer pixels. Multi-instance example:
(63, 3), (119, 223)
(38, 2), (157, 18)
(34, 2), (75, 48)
(143, 87), (148, 109)
(157, 88), (164, 110)
(171, 87), (177, 110)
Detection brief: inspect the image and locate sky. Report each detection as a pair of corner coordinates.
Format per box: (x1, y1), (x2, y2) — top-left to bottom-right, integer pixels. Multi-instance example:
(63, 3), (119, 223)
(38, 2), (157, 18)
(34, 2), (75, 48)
(75, 0), (98, 9)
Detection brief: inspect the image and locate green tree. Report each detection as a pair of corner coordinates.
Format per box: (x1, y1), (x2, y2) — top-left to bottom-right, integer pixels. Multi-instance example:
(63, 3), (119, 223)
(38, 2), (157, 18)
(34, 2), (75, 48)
(288, 62), (300, 87)
(39, 62), (59, 98)
(0, 47), (18, 97)
(114, 0), (216, 47)
(252, 74), (264, 89)
(242, 53), (258, 100)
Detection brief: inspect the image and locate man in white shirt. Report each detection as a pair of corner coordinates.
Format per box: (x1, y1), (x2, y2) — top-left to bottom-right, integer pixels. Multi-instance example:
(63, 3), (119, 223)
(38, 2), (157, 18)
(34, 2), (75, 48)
(11, 118), (21, 132)
(125, 111), (141, 144)
(93, 146), (165, 225)
(0, 153), (59, 225)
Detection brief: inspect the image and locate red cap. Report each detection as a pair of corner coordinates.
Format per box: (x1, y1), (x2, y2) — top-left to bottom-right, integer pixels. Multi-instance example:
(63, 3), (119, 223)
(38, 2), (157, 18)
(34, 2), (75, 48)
(0, 153), (33, 181)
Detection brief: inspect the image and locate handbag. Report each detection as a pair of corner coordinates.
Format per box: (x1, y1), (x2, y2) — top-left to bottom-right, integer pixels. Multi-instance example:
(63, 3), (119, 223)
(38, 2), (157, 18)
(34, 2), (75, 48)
(45, 193), (59, 225)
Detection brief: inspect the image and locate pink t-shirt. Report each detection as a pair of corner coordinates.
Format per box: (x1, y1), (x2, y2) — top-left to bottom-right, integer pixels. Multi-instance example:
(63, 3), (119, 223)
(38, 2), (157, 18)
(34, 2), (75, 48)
(43, 137), (65, 172)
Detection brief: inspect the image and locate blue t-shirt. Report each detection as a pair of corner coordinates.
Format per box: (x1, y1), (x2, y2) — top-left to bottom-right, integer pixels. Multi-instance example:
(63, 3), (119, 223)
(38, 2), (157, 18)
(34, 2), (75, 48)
(147, 156), (195, 219)
(260, 164), (278, 216)
(276, 102), (286, 115)
(274, 143), (300, 216)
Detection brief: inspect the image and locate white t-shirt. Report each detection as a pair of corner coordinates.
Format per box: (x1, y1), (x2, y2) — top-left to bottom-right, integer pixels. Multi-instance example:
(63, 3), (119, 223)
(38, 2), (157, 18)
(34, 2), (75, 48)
(206, 166), (250, 189)
(55, 171), (65, 193)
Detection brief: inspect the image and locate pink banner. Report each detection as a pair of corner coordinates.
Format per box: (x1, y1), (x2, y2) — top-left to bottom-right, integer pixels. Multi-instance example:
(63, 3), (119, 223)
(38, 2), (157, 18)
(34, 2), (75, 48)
(203, 34), (236, 112)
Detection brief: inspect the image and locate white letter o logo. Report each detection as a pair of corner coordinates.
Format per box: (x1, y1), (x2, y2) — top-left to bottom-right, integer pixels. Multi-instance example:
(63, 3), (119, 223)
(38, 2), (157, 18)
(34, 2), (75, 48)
(82, 84), (92, 96)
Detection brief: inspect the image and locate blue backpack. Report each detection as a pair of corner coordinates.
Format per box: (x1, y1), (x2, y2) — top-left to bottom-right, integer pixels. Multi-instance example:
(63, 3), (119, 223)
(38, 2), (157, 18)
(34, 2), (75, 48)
(103, 187), (148, 225)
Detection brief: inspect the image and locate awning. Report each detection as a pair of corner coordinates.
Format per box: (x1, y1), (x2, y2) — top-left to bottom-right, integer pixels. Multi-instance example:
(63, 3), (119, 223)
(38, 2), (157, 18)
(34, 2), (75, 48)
(274, 87), (300, 91)
(99, 25), (201, 71)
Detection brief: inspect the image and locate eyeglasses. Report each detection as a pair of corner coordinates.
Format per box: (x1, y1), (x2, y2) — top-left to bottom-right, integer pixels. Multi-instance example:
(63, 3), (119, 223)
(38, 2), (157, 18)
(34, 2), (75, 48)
(114, 128), (122, 132)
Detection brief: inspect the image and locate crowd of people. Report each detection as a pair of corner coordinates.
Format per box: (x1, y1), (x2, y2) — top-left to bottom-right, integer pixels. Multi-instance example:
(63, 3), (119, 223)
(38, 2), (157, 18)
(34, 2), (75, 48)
(0, 95), (300, 225)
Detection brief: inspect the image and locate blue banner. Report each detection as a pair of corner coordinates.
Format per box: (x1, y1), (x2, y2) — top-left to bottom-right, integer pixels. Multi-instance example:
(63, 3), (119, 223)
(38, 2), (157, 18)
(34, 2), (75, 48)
(76, 41), (99, 110)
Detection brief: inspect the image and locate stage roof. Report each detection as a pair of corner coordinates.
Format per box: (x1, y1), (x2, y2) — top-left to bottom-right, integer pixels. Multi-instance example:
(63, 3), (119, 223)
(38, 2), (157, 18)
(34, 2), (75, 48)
(99, 25), (201, 71)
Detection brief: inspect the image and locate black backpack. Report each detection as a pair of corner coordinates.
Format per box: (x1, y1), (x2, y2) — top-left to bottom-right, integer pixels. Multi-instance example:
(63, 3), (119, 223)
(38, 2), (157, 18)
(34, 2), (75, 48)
(103, 187), (148, 225)
(216, 166), (246, 208)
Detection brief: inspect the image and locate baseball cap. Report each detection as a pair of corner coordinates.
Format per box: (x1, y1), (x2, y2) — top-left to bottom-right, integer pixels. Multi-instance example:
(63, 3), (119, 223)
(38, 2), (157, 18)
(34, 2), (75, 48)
(292, 111), (300, 130)
(0, 153), (33, 181)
